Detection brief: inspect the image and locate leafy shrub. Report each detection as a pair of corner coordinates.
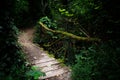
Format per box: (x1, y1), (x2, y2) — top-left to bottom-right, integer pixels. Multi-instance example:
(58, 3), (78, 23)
(34, 17), (58, 44)
(40, 16), (58, 29)
(72, 42), (120, 80)
(26, 66), (45, 80)
(71, 46), (96, 80)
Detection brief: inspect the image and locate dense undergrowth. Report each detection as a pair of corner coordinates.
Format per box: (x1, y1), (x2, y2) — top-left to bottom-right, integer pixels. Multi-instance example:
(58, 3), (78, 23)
(0, 18), (28, 80)
(71, 42), (120, 80)
(0, 0), (120, 80)
(34, 0), (120, 78)
(34, 16), (120, 80)
(0, 12), (42, 80)
(0, 0), (44, 80)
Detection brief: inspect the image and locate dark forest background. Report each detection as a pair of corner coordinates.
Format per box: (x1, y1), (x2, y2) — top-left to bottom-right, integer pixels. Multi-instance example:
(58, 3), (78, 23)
(0, 0), (120, 80)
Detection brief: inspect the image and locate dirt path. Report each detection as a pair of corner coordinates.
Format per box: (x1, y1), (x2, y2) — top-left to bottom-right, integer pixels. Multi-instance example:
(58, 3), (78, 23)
(18, 28), (71, 80)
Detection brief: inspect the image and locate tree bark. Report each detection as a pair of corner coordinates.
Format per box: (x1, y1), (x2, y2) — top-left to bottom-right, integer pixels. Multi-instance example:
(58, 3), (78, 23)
(39, 22), (101, 42)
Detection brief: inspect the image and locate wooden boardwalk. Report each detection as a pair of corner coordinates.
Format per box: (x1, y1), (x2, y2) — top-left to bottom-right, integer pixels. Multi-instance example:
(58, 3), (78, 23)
(18, 28), (71, 80)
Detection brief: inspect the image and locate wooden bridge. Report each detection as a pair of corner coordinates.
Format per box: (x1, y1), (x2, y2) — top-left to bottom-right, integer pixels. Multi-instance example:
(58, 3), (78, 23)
(18, 28), (71, 80)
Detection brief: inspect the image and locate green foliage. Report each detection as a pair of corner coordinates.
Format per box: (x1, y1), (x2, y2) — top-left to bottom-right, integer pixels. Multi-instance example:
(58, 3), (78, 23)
(32, 0), (120, 80)
(94, 43), (120, 80)
(72, 47), (96, 80)
(49, 0), (120, 39)
(59, 8), (74, 17)
(34, 17), (59, 45)
(26, 66), (45, 79)
(69, 0), (99, 15)
(14, 0), (30, 28)
(14, 0), (28, 14)
(40, 16), (57, 30)
(72, 42), (120, 80)
(0, 18), (29, 80)
(0, 0), (44, 80)
(48, 0), (62, 19)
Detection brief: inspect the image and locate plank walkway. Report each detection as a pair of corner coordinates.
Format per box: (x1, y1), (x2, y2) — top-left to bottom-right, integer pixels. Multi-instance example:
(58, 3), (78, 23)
(18, 28), (71, 80)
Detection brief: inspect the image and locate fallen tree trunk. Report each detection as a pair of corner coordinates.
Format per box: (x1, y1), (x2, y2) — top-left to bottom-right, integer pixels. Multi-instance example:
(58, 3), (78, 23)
(38, 22), (101, 42)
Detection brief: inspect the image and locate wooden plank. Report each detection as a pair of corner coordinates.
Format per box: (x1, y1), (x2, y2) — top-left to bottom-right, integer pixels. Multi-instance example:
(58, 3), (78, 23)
(35, 60), (60, 68)
(39, 68), (69, 79)
(42, 64), (62, 72)
(32, 58), (55, 65)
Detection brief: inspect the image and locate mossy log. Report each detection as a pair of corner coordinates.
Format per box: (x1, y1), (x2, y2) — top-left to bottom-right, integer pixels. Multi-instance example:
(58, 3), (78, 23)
(38, 22), (101, 42)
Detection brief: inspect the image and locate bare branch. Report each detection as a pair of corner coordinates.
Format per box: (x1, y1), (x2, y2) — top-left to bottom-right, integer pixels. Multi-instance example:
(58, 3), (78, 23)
(38, 22), (101, 42)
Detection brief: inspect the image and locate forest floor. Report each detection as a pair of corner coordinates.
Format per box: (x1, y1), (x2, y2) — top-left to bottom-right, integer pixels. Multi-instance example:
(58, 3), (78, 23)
(18, 27), (71, 80)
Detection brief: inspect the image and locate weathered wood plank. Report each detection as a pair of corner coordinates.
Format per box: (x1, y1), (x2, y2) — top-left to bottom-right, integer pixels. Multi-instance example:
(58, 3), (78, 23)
(39, 68), (69, 79)
(35, 60), (60, 68)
